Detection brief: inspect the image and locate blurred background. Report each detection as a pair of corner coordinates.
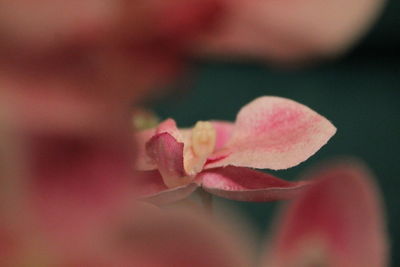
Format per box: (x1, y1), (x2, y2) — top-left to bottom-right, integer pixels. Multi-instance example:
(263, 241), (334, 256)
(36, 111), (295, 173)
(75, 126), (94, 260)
(150, 1), (400, 265)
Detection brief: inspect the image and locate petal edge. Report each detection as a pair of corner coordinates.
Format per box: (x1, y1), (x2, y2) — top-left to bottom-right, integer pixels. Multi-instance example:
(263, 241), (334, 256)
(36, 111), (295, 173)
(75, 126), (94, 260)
(200, 166), (311, 202)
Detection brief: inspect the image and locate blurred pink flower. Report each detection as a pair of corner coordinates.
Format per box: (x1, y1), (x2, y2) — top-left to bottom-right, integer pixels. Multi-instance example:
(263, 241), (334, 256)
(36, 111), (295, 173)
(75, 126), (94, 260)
(0, 3), (228, 262)
(4, 160), (387, 266)
(0, 0), (224, 135)
(197, 0), (386, 64)
(0, 0), (225, 249)
(0, 106), (139, 255)
(134, 96), (336, 204)
(0, 203), (250, 267)
(77, 207), (250, 267)
(264, 160), (389, 267)
(26, 133), (138, 251)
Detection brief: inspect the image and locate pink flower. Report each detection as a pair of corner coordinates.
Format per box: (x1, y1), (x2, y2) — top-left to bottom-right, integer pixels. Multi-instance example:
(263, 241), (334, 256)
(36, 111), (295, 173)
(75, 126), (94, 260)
(0, 99), (138, 254)
(134, 96), (336, 204)
(0, 0), (224, 136)
(264, 160), (389, 267)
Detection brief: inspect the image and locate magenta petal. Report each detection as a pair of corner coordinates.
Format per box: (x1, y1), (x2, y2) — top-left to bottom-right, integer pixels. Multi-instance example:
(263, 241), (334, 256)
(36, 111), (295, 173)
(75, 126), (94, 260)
(134, 170), (199, 205)
(199, 166), (310, 202)
(146, 132), (191, 188)
(206, 96), (336, 170)
(134, 118), (182, 171)
(264, 161), (388, 267)
(146, 132), (185, 176)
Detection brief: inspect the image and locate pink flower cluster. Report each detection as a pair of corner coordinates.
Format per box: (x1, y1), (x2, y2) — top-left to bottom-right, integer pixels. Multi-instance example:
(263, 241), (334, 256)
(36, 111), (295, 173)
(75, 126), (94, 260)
(0, 0), (388, 266)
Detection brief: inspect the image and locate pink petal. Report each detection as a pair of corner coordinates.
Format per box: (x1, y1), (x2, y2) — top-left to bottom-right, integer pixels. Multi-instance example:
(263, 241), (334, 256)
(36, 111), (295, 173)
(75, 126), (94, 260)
(146, 132), (192, 188)
(134, 170), (199, 205)
(134, 119), (184, 171)
(200, 166), (310, 202)
(206, 96), (336, 170)
(198, 0), (384, 63)
(211, 120), (234, 150)
(155, 118), (182, 139)
(263, 161), (388, 267)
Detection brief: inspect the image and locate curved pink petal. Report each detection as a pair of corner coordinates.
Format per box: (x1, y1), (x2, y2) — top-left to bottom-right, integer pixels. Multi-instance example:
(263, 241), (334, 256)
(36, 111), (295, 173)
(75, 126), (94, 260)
(206, 96), (336, 170)
(136, 118), (187, 171)
(135, 118), (183, 168)
(200, 166), (311, 202)
(264, 161), (388, 267)
(155, 118), (182, 139)
(134, 170), (199, 205)
(146, 132), (192, 188)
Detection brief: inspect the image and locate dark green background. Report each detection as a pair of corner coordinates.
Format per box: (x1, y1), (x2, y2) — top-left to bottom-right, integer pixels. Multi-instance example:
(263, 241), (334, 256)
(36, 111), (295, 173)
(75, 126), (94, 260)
(152, 1), (400, 265)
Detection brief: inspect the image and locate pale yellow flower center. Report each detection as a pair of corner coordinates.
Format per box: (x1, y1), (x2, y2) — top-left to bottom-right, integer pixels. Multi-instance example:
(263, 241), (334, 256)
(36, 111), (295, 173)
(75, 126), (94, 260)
(184, 121), (216, 176)
(192, 121), (216, 158)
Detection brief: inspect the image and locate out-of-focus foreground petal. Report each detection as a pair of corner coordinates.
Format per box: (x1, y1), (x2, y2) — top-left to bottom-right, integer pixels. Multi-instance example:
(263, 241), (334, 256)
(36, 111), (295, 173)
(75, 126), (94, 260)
(0, 106), (21, 266)
(134, 170), (199, 205)
(0, 0), (225, 97)
(0, 104), (55, 267)
(0, 0), (223, 52)
(0, 0), (225, 144)
(200, 166), (310, 202)
(198, 0), (385, 64)
(263, 161), (389, 267)
(134, 127), (157, 170)
(94, 207), (251, 267)
(0, 81), (130, 136)
(27, 132), (138, 254)
(206, 96), (336, 170)
(6, 205), (251, 266)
